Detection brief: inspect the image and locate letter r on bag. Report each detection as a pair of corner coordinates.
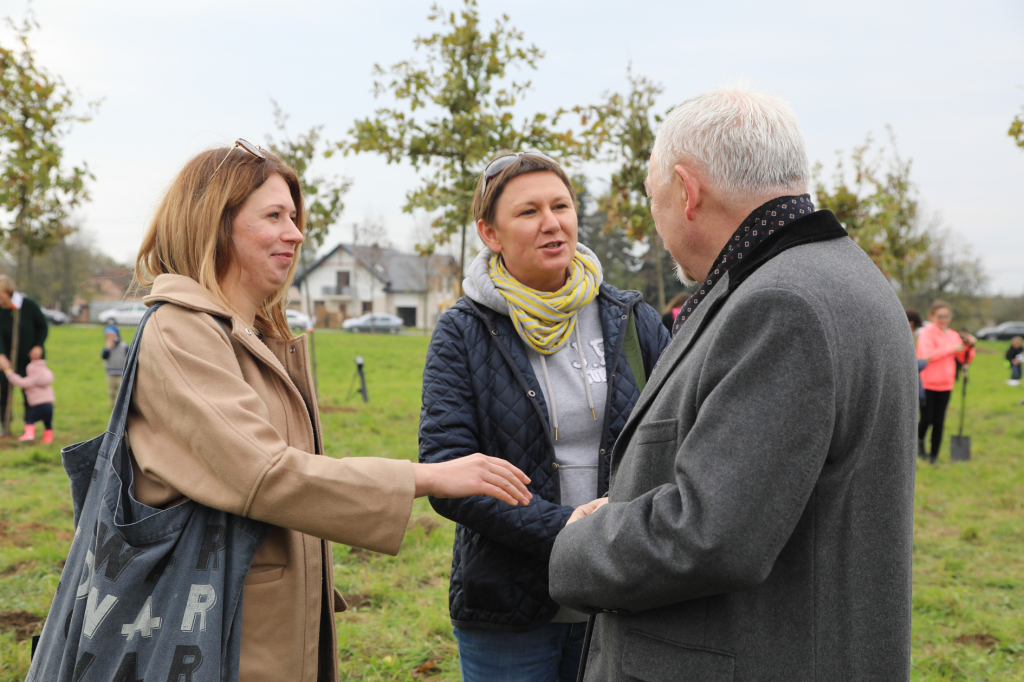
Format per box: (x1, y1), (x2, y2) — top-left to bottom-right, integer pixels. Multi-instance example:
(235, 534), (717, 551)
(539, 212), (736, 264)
(180, 584), (217, 633)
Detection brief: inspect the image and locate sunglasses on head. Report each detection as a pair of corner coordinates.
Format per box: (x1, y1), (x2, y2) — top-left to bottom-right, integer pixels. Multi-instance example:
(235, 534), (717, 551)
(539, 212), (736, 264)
(210, 138), (266, 181)
(480, 151), (558, 194)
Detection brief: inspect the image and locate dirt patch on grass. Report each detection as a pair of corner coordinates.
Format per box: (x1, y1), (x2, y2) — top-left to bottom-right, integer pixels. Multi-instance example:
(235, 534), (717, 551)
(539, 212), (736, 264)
(342, 594), (373, 609)
(320, 405), (359, 414)
(408, 515), (442, 535)
(954, 633), (999, 649)
(413, 658), (442, 677)
(933, 525), (961, 538)
(0, 520), (74, 547)
(343, 546), (374, 563)
(0, 611), (43, 641)
(0, 560), (36, 576)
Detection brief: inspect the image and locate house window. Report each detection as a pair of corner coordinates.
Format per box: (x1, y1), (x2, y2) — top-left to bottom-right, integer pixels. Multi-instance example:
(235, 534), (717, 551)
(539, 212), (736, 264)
(362, 301), (372, 314)
(337, 271), (350, 288)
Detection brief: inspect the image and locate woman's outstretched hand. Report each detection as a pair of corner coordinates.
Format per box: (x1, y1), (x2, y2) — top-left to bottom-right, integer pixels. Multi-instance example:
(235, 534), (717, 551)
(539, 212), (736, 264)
(413, 454), (533, 506)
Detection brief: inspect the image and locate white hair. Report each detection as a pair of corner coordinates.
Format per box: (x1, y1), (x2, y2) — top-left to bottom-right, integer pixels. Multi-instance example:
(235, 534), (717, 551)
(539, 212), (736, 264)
(652, 86), (810, 198)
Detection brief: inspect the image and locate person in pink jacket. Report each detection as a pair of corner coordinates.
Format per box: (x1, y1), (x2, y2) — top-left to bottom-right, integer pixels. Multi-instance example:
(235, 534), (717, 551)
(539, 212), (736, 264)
(916, 300), (975, 463)
(4, 357), (55, 443)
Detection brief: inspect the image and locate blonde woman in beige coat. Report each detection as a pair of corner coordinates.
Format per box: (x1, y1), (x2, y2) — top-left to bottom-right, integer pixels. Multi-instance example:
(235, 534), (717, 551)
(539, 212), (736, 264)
(129, 141), (532, 682)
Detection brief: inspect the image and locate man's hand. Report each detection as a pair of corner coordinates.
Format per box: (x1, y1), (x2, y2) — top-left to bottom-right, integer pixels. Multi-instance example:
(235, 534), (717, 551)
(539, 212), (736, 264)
(0, 355), (10, 372)
(567, 497), (608, 525)
(28, 346), (42, 361)
(413, 454), (533, 506)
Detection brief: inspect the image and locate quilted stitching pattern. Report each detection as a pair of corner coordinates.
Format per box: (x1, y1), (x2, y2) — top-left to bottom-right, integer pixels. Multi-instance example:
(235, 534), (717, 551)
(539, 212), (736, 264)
(419, 284), (671, 629)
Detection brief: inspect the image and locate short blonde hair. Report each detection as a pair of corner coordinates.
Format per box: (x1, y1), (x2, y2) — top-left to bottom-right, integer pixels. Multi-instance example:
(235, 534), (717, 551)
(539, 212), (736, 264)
(0, 275), (14, 296)
(135, 146), (304, 339)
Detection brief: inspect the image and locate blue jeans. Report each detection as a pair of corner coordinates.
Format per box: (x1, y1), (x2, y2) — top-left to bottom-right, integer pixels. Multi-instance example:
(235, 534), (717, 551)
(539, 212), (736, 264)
(454, 621), (588, 682)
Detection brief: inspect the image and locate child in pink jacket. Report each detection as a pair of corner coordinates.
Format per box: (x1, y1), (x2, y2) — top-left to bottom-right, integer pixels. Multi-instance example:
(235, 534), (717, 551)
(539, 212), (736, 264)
(916, 301), (975, 463)
(5, 358), (55, 443)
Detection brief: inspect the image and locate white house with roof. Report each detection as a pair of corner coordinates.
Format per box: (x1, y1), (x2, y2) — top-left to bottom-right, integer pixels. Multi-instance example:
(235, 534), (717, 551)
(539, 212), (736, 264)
(290, 243), (460, 329)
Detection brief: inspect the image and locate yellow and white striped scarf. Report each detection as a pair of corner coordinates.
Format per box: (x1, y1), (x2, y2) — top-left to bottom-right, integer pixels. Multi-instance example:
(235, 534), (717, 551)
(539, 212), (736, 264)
(488, 252), (600, 355)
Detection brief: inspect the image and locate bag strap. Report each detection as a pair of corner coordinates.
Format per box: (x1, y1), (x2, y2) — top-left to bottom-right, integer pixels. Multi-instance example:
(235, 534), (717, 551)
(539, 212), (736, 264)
(107, 302), (165, 437)
(622, 308), (647, 393)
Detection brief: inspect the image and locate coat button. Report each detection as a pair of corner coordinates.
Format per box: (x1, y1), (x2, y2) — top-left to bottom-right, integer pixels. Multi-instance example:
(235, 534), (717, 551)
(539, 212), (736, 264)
(527, 390), (536, 397)
(289, 347), (296, 354)
(245, 328), (252, 335)
(621, 314), (627, 319)
(600, 448), (606, 454)
(490, 329), (498, 336)
(551, 462), (559, 471)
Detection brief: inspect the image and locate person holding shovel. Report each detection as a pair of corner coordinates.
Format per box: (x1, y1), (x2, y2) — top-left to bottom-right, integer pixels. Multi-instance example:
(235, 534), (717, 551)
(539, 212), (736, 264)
(0, 275), (48, 434)
(917, 300), (975, 463)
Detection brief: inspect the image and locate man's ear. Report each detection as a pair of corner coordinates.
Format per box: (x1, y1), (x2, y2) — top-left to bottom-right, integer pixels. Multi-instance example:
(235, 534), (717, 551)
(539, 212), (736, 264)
(477, 219), (503, 253)
(673, 165), (701, 222)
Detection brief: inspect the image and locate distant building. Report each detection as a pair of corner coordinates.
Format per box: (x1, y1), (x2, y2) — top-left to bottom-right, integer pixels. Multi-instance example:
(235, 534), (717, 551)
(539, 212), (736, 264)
(73, 268), (147, 323)
(290, 244), (459, 329)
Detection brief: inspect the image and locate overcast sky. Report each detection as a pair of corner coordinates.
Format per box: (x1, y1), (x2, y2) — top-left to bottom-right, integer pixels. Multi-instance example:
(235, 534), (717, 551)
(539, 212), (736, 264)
(2, 0), (1022, 292)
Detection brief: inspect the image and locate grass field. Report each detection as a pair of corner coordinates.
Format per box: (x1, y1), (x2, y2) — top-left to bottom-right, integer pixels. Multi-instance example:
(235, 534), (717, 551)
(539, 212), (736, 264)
(0, 325), (1021, 680)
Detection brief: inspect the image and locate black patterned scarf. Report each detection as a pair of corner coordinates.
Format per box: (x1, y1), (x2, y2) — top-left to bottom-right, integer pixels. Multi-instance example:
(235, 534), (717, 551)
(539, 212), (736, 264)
(671, 194), (815, 337)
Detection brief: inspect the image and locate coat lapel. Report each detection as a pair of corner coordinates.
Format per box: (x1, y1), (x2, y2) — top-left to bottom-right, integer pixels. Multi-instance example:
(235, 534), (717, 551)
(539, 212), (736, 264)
(610, 272), (733, 468)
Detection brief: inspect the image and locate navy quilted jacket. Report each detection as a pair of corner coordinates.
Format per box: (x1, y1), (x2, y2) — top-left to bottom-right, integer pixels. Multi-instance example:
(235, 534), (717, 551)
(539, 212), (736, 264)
(419, 284), (671, 631)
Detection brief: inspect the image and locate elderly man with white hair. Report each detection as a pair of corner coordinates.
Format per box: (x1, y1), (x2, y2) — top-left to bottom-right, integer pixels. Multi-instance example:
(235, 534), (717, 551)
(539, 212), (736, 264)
(549, 87), (916, 681)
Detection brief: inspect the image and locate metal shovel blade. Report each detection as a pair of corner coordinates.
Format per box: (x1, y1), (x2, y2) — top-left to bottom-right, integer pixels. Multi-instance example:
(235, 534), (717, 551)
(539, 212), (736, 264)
(950, 435), (971, 461)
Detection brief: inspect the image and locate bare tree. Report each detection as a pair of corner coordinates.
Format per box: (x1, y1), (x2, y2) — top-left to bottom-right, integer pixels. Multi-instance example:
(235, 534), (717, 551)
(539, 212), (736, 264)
(353, 217), (390, 332)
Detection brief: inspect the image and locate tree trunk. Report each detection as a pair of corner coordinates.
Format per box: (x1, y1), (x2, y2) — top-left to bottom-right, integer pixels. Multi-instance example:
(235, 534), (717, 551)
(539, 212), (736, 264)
(457, 162), (469, 297)
(423, 256), (430, 335)
(2, 308), (21, 437)
(24, 252), (33, 298)
(652, 235), (666, 311)
(458, 222), (467, 297)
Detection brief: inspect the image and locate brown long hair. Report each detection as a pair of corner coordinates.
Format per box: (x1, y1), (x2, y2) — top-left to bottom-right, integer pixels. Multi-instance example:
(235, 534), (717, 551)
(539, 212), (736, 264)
(135, 145), (305, 339)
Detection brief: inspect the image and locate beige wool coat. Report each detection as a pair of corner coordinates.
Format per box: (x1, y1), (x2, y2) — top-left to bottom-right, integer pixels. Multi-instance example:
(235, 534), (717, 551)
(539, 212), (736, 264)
(126, 274), (416, 681)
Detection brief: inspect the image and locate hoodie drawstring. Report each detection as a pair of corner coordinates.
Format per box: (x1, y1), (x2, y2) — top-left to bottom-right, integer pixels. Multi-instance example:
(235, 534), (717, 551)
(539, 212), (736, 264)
(540, 355), (558, 440)
(540, 313), (598, 441)
(574, 320), (597, 421)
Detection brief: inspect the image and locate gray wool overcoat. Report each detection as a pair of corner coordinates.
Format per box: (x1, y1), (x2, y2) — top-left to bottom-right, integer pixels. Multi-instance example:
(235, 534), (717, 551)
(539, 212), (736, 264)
(549, 211), (917, 682)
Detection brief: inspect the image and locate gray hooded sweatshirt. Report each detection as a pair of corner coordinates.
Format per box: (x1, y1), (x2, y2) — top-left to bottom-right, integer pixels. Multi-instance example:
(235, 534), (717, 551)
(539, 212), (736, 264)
(464, 245), (608, 623)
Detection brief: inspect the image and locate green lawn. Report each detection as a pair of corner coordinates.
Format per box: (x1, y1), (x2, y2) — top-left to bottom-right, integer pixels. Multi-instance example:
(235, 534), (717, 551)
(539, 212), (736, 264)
(0, 326), (1021, 680)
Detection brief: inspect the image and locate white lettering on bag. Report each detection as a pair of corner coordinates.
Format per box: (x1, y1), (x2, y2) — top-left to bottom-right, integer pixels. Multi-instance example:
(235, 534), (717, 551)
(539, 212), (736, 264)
(76, 550), (95, 599)
(121, 596), (162, 641)
(180, 584), (217, 632)
(82, 587), (118, 638)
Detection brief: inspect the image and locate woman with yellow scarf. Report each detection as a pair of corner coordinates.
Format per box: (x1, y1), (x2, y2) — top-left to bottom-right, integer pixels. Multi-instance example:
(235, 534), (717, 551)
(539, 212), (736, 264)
(418, 152), (671, 681)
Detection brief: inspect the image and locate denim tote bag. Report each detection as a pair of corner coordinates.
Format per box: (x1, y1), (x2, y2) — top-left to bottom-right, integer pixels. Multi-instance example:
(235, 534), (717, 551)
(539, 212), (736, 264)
(27, 303), (270, 682)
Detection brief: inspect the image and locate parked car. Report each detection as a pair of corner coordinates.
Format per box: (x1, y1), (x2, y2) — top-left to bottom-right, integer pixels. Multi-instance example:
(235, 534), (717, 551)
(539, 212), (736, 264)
(286, 309), (312, 332)
(42, 308), (68, 326)
(99, 302), (148, 327)
(341, 312), (403, 334)
(975, 321), (1024, 341)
